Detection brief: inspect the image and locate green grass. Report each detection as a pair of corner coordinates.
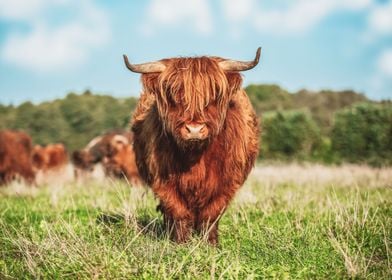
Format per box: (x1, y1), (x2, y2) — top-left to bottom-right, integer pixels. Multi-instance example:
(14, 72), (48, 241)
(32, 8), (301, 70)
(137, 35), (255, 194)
(0, 165), (391, 279)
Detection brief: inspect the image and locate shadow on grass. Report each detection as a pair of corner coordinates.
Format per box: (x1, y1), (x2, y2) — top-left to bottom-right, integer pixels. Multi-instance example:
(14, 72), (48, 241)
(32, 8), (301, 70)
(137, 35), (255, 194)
(96, 212), (167, 239)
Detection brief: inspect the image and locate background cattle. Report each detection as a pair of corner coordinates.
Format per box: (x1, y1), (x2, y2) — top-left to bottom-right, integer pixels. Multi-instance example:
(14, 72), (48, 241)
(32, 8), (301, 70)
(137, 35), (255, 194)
(104, 137), (141, 185)
(32, 144), (68, 172)
(0, 130), (35, 185)
(124, 48), (260, 244)
(72, 130), (140, 183)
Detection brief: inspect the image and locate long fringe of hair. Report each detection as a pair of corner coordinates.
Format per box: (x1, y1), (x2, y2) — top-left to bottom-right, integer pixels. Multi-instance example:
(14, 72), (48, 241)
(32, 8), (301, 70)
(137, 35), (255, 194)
(140, 57), (243, 122)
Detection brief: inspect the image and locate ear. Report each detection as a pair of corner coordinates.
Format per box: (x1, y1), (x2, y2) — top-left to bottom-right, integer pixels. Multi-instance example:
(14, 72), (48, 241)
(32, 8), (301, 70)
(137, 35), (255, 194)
(141, 73), (161, 94)
(225, 72), (243, 95)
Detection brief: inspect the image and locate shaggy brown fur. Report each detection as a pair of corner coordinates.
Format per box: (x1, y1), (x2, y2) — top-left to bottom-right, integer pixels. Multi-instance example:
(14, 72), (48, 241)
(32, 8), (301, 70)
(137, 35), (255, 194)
(0, 130), (35, 185)
(131, 56), (259, 244)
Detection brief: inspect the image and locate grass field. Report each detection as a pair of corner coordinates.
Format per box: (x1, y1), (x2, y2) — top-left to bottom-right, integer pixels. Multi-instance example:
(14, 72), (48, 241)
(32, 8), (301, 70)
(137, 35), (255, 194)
(0, 164), (391, 279)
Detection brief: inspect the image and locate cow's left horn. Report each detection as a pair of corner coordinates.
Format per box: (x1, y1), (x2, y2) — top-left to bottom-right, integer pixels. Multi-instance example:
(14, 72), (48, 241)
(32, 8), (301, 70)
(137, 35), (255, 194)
(123, 55), (166, 73)
(219, 47), (261, 72)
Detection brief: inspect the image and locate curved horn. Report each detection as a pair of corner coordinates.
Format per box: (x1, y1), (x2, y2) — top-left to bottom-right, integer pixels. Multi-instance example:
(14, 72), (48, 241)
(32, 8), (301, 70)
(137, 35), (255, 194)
(123, 55), (166, 73)
(218, 47), (261, 72)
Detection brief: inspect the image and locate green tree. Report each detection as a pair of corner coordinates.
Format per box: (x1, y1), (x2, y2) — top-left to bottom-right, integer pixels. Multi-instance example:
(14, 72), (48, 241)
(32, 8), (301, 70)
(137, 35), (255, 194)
(332, 103), (392, 165)
(246, 84), (292, 115)
(28, 102), (71, 146)
(261, 111), (321, 160)
(0, 104), (15, 130)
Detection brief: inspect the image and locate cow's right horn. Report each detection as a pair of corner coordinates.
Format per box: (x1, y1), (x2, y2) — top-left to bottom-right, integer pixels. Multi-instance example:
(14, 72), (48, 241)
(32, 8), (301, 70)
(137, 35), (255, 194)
(123, 55), (166, 73)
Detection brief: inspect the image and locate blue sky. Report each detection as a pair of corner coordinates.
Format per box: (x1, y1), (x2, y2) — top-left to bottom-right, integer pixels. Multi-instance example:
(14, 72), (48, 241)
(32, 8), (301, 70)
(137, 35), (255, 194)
(0, 0), (391, 105)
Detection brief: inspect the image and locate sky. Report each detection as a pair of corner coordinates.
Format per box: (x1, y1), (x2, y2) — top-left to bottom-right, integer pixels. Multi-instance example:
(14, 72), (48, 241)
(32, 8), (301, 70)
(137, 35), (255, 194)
(0, 0), (391, 105)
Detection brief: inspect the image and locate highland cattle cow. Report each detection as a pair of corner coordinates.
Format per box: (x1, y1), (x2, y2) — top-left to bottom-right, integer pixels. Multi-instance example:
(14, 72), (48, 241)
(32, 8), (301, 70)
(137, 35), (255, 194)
(123, 48), (261, 244)
(32, 144), (68, 172)
(0, 130), (35, 185)
(104, 139), (141, 185)
(72, 131), (139, 183)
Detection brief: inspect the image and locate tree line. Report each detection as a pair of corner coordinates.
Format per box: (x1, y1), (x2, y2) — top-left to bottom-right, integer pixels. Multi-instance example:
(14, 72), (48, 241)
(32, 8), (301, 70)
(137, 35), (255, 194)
(1, 86), (391, 165)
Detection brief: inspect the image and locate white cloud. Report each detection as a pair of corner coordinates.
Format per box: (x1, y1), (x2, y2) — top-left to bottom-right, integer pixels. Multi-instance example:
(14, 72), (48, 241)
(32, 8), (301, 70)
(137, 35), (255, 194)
(368, 2), (392, 35)
(0, 0), (68, 20)
(142, 0), (386, 37)
(341, 0), (371, 9)
(2, 22), (108, 72)
(220, 0), (256, 23)
(221, 0), (372, 34)
(0, 0), (110, 72)
(142, 0), (380, 36)
(254, 1), (335, 34)
(377, 49), (392, 77)
(143, 0), (212, 35)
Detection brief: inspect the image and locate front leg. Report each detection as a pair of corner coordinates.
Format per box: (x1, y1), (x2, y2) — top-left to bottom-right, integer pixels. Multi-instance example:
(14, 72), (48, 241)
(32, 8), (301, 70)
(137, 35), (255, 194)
(154, 183), (194, 243)
(196, 195), (230, 245)
(163, 214), (193, 243)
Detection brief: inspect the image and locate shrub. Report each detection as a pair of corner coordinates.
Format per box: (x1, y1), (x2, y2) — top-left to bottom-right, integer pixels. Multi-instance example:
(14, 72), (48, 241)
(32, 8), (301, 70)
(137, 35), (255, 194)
(332, 103), (392, 165)
(261, 111), (321, 160)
